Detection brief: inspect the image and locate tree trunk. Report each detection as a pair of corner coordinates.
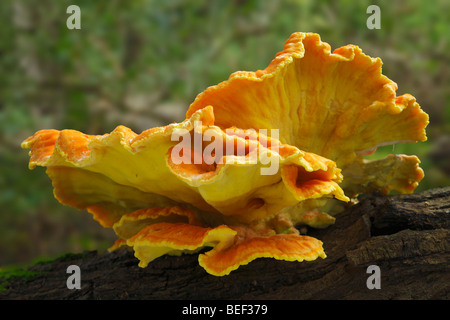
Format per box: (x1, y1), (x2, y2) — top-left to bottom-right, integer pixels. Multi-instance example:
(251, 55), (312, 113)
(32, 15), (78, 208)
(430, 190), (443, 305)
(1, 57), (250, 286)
(1, 187), (449, 300)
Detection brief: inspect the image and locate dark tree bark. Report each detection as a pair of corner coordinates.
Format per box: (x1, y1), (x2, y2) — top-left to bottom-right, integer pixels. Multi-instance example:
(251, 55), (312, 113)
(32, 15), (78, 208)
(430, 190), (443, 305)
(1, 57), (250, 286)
(1, 187), (449, 300)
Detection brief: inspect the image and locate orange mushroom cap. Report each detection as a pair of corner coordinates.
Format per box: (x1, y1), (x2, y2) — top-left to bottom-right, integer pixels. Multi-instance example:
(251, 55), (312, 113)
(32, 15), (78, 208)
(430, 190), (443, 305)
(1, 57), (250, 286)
(22, 106), (348, 229)
(125, 221), (325, 276)
(199, 231), (326, 276)
(186, 32), (429, 195)
(127, 222), (237, 269)
(113, 206), (204, 240)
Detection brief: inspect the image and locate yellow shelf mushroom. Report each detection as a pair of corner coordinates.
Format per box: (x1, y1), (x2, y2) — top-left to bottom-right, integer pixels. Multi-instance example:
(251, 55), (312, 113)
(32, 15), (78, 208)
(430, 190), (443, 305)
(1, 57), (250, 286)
(22, 32), (428, 276)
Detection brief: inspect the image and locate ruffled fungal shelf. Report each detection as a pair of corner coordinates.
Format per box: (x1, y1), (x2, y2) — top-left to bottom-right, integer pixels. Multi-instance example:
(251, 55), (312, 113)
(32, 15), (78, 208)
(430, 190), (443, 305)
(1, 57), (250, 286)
(22, 32), (428, 276)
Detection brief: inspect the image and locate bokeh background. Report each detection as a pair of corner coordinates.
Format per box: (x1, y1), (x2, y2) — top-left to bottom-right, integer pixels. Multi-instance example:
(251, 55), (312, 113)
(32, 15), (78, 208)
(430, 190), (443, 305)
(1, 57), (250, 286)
(1, 0), (449, 267)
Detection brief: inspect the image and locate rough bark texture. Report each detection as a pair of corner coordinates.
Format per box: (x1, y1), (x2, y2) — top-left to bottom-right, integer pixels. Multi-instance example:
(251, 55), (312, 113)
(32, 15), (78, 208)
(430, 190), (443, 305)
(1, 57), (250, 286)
(1, 187), (449, 300)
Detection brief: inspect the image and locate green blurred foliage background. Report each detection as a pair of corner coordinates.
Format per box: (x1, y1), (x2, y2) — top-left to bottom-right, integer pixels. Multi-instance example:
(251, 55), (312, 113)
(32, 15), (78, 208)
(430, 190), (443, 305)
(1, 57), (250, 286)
(0, 0), (449, 267)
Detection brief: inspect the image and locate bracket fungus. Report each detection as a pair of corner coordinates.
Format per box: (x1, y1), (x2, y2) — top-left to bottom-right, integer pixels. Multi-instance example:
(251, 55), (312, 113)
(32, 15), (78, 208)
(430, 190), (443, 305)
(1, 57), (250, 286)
(22, 32), (428, 276)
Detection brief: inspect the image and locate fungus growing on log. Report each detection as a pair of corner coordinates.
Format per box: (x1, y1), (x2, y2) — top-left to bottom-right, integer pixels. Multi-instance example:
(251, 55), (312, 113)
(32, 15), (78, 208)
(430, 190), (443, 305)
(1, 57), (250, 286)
(22, 32), (428, 276)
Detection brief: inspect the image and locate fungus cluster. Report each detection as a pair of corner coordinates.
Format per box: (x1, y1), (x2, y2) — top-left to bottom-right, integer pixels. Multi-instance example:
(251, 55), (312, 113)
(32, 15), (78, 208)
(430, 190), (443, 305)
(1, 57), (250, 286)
(22, 32), (428, 276)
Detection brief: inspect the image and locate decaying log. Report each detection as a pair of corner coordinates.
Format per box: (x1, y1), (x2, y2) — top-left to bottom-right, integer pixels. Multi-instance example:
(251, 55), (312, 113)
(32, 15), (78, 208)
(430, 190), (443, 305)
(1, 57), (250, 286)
(1, 187), (449, 300)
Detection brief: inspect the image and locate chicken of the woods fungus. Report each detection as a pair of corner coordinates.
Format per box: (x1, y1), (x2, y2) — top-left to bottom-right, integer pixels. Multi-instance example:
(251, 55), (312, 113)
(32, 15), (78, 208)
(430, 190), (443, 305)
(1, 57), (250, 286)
(22, 32), (428, 276)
